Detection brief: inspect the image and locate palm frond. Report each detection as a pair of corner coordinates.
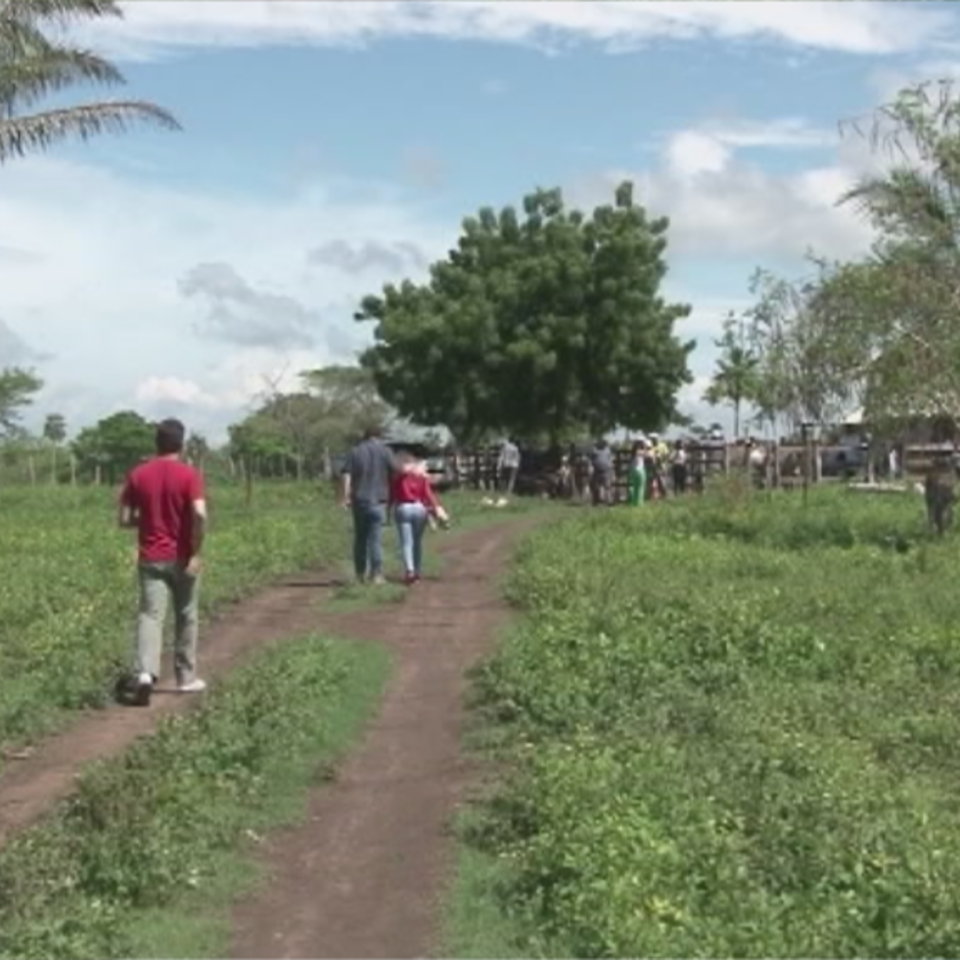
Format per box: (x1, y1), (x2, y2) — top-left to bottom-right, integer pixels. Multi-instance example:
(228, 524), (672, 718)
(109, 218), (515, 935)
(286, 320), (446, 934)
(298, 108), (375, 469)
(0, 47), (124, 115)
(0, 99), (180, 161)
(0, 0), (122, 27)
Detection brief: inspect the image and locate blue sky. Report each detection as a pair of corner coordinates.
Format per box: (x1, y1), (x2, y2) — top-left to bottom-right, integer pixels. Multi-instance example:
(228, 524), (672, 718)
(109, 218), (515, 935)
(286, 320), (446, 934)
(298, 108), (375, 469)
(1, 0), (958, 440)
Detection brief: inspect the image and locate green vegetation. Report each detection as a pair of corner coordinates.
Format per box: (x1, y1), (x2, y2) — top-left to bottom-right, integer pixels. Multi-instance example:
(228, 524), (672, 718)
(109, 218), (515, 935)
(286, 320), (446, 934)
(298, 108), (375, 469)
(451, 486), (960, 957)
(737, 80), (960, 435)
(0, 483), (343, 756)
(0, 0), (179, 165)
(355, 181), (694, 445)
(0, 632), (389, 960)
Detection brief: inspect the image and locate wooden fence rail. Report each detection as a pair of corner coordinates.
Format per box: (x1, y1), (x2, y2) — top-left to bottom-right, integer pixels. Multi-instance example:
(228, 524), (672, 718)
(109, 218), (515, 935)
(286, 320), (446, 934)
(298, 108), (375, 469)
(446, 440), (946, 499)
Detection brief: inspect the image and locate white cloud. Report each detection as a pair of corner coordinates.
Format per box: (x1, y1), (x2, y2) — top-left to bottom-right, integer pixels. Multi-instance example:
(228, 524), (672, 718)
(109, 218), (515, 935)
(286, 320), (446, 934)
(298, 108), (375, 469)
(869, 58), (960, 105)
(659, 117), (836, 179)
(134, 347), (324, 435)
(696, 117), (836, 150)
(571, 118), (875, 261)
(0, 156), (450, 441)
(481, 78), (509, 96)
(66, 1), (953, 60)
(664, 130), (731, 178)
(0, 123), (884, 442)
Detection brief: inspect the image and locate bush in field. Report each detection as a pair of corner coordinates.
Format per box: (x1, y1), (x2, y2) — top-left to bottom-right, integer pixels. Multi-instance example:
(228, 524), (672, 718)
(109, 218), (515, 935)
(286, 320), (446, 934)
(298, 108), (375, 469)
(469, 487), (960, 957)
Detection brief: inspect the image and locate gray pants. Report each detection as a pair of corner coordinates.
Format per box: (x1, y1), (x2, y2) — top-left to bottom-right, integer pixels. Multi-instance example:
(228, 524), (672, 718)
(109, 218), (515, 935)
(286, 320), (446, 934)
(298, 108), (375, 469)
(135, 561), (199, 684)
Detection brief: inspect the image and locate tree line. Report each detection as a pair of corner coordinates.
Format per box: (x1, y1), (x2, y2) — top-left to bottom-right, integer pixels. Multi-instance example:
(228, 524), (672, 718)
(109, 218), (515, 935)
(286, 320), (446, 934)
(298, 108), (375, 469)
(2, 0), (957, 471)
(0, 365), (393, 485)
(703, 81), (960, 440)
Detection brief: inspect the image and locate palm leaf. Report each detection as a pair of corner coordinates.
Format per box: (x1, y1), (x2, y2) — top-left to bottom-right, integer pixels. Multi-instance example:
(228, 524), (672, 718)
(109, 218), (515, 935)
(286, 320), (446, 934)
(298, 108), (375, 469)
(0, 0), (179, 161)
(0, 47), (125, 114)
(0, 100), (180, 161)
(0, 0), (122, 26)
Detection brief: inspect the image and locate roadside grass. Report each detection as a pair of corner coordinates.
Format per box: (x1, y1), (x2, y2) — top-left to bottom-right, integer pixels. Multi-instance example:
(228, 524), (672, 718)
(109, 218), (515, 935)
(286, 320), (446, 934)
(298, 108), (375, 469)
(438, 813), (530, 960)
(443, 484), (960, 958)
(0, 632), (390, 960)
(0, 482), (344, 762)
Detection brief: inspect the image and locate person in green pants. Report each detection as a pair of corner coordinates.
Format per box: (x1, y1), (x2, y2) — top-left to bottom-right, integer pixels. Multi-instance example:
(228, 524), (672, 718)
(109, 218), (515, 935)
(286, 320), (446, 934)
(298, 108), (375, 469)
(627, 440), (647, 505)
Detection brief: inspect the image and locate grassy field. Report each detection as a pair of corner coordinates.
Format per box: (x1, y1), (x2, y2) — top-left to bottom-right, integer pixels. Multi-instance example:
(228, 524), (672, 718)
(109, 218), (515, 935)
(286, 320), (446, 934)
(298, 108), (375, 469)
(0, 483), (345, 756)
(0, 481), (544, 757)
(447, 483), (960, 958)
(0, 632), (390, 960)
(0, 479), (547, 960)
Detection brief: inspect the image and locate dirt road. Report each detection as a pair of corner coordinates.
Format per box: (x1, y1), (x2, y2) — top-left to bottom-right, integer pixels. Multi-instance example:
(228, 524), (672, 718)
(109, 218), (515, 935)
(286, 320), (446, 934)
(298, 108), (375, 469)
(230, 520), (524, 958)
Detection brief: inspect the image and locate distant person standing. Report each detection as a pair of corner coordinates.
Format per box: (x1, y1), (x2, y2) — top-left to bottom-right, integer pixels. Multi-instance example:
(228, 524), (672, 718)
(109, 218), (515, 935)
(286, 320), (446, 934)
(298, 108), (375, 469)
(627, 441), (647, 506)
(339, 425), (400, 585)
(649, 432), (669, 499)
(498, 437), (521, 494)
(671, 439), (688, 495)
(590, 439), (614, 505)
(118, 418), (207, 707)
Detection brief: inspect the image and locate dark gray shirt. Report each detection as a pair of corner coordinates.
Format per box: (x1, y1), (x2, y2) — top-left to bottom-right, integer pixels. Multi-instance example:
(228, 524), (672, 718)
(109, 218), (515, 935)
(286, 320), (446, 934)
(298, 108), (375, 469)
(343, 438), (397, 503)
(591, 445), (613, 474)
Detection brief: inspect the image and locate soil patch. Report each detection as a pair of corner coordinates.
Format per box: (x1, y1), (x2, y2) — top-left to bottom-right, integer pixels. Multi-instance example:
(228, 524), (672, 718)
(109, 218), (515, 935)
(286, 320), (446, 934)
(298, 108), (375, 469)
(229, 521), (531, 959)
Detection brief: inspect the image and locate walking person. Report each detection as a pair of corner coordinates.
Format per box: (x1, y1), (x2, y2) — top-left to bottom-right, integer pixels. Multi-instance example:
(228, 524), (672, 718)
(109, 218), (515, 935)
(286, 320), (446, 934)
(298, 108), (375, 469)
(389, 453), (450, 584)
(627, 441), (647, 506)
(498, 437), (521, 495)
(671, 439), (688, 495)
(118, 418), (207, 707)
(339, 425), (400, 585)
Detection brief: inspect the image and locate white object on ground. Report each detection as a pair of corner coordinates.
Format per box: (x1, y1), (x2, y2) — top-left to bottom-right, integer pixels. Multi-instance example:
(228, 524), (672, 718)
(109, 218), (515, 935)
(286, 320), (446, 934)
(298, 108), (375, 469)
(177, 678), (207, 693)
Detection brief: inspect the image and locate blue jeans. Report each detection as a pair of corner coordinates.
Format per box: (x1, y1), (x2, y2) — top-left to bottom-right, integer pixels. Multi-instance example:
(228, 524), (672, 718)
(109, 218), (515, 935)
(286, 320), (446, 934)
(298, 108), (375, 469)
(352, 500), (385, 580)
(394, 502), (428, 575)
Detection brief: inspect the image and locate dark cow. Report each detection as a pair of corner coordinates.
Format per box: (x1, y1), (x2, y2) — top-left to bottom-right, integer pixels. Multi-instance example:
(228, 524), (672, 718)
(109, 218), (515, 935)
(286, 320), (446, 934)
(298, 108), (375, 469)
(924, 453), (958, 535)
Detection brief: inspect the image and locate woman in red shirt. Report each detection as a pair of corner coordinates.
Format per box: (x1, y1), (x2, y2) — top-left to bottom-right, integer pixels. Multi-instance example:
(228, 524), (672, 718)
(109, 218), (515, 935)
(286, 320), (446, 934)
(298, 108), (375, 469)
(389, 453), (449, 584)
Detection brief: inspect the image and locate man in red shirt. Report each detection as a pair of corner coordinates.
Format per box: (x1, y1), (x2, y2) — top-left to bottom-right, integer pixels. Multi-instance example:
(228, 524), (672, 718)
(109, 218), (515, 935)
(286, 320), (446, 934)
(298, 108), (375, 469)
(118, 418), (207, 706)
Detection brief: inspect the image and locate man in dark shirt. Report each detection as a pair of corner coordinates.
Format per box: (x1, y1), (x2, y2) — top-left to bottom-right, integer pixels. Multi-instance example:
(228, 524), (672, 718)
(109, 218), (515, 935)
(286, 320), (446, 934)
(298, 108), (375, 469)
(339, 425), (400, 584)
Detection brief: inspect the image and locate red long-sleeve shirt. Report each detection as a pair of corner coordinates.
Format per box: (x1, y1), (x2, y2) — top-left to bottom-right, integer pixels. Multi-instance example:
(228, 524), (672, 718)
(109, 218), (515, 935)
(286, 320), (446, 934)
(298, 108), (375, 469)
(389, 470), (439, 513)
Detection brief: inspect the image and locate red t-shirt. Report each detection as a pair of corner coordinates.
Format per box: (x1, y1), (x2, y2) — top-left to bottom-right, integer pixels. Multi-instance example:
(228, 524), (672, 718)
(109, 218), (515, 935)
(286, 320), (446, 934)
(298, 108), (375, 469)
(389, 471), (439, 512)
(120, 457), (204, 564)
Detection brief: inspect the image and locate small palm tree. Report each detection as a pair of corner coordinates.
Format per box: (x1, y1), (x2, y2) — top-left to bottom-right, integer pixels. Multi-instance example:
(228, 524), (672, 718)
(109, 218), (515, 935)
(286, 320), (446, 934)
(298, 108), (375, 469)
(42, 410), (65, 482)
(703, 311), (760, 438)
(0, 0), (179, 163)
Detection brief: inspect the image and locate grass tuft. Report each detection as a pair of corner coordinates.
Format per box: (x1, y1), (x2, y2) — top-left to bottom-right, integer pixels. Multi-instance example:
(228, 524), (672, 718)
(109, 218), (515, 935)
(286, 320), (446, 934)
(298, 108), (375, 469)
(0, 633), (389, 960)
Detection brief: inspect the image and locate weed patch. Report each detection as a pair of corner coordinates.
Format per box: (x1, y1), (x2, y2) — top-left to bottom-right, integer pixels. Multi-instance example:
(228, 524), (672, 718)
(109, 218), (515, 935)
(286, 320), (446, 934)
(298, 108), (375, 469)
(449, 487), (960, 957)
(0, 633), (389, 960)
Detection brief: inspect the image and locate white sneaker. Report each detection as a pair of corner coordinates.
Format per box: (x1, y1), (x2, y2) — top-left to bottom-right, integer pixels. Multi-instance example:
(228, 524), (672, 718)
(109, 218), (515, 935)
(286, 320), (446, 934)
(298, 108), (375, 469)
(177, 678), (207, 693)
(133, 671), (153, 707)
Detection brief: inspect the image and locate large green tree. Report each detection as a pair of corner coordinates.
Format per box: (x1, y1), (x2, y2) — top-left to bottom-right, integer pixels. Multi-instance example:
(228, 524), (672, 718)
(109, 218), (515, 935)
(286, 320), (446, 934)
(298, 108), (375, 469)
(300, 364), (391, 440)
(796, 80), (960, 427)
(227, 365), (389, 480)
(0, 0), (179, 163)
(72, 409), (152, 483)
(744, 267), (861, 434)
(0, 367), (41, 436)
(355, 181), (694, 445)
